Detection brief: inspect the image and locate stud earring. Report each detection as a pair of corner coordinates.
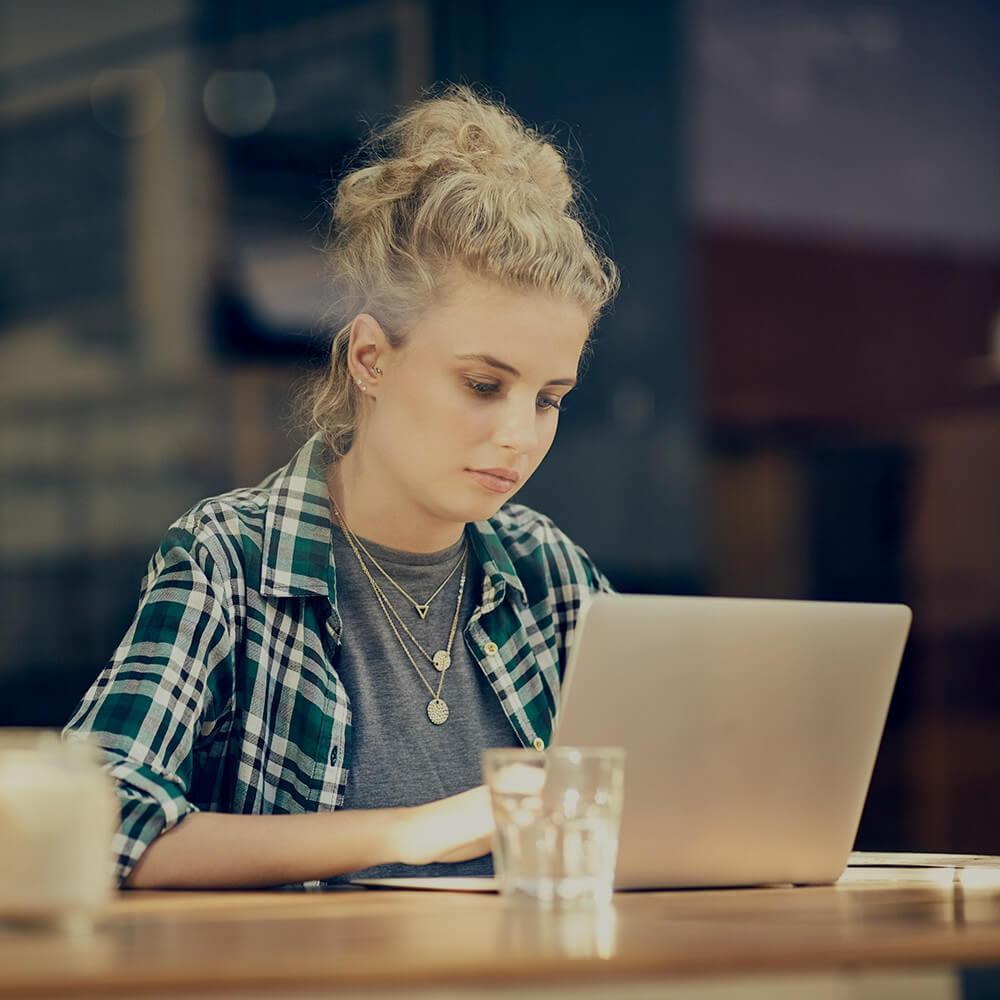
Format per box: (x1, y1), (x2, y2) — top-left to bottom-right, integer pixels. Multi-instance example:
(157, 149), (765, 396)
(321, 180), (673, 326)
(372, 366), (383, 376)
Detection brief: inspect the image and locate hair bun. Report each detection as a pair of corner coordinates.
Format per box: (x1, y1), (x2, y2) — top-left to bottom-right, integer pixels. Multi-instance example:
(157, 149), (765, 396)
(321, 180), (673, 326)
(382, 85), (575, 212)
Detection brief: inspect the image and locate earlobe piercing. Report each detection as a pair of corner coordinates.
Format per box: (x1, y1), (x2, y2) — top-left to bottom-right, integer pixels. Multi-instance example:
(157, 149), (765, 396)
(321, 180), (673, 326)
(354, 365), (380, 391)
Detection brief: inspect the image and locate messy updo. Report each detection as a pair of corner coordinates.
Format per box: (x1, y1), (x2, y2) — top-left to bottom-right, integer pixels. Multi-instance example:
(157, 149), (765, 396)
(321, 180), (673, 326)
(300, 84), (620, 459)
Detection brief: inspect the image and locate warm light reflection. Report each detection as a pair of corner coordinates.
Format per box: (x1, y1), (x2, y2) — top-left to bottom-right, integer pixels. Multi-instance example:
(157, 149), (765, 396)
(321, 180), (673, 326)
(532, 905), (619, 961)
(957, 867), (1000, 890)
(840, 866), (959, 889)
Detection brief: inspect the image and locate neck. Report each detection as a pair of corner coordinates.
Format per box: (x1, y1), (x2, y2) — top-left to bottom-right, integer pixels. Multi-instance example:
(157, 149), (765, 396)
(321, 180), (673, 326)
(327, 447), (467, 554)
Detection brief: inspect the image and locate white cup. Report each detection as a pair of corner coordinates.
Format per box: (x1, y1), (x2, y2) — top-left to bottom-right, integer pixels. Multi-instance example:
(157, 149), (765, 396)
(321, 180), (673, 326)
(0, 729), (118, 929)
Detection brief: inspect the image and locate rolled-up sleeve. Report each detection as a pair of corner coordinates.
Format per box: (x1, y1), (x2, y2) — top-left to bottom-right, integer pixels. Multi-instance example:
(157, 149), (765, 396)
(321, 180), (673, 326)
(63, 526), (235, 885)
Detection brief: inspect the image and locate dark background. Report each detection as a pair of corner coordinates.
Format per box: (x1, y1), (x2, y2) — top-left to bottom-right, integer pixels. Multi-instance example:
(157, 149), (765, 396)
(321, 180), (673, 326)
(2, 0), (998, 854)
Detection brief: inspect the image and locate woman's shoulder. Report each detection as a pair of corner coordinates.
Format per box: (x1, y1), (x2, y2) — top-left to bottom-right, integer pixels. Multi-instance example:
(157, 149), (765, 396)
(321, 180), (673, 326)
(149, 482), (276, 589)
(485, 502), (614, 595)
(487, 501), (572, 551)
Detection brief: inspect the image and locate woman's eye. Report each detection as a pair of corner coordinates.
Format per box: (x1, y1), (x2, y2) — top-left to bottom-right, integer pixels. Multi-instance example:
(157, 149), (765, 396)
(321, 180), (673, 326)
(464, 379), (566, 413)
(466, 380), (499, 395)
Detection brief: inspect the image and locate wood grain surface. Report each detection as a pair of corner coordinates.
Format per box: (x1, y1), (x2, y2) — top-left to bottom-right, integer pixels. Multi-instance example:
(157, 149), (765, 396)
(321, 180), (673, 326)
(3, 862), (1000, 996)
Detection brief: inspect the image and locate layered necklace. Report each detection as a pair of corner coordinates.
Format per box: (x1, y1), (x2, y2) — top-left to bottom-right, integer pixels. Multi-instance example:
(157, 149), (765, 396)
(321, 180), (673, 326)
(330, 497), (468, 725)
(346, 528), (466, 621)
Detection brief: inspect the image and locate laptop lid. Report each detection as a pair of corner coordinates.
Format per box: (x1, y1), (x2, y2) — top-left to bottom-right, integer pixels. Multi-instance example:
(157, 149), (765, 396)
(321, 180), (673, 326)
(553, 595), (911, 889)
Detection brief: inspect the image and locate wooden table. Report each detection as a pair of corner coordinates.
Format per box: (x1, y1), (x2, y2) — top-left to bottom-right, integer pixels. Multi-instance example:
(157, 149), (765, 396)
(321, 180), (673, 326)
(3, 855), (1000, 998)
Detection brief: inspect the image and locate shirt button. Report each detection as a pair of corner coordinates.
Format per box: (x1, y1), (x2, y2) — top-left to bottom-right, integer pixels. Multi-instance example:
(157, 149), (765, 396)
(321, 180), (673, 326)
(329, 746), (338, 766)
(484, 641), (499, 655)
(533, 738), (545, 751)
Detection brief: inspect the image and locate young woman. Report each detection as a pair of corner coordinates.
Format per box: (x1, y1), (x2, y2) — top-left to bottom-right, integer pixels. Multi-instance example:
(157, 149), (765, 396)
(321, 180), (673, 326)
(64, 85), (619, 889)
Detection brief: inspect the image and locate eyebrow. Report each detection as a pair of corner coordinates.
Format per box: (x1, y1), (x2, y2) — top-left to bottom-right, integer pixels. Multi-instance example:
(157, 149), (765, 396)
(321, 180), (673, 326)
(454, 353), (577, 387)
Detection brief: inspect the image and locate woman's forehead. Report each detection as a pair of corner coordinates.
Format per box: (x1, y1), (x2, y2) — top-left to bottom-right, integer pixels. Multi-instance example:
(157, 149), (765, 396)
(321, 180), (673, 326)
(409, 280), (590, 362)
(411, 320), (587, 385)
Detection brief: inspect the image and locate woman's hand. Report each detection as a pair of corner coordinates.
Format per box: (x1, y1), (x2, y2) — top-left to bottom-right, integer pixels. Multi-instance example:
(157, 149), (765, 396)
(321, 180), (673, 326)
(393, 785), (495, 866)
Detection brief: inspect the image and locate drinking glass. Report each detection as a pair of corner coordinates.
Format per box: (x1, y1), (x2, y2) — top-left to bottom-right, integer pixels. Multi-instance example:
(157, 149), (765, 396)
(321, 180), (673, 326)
(482, 746), (625, 907)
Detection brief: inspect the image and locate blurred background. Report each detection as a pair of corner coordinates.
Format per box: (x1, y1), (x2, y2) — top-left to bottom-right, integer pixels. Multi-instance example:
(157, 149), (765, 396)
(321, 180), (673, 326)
(2, 0), (998, 853)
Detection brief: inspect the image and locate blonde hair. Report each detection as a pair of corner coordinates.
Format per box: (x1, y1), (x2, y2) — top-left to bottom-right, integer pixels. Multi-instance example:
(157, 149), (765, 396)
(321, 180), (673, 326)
(300, 84), (620, 459)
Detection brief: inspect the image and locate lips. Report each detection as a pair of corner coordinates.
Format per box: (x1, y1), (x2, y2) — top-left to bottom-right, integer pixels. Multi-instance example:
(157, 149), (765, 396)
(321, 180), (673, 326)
(467, 468), (521, 494)
(470, 467), (520, 485)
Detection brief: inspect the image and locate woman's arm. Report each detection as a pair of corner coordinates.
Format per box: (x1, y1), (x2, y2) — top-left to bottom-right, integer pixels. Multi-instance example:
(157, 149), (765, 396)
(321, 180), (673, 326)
(124, 785), (494, 889)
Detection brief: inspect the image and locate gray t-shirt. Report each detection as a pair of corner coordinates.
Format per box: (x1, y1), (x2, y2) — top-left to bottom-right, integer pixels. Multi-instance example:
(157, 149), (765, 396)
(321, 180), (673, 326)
(329, 521), (519, 879)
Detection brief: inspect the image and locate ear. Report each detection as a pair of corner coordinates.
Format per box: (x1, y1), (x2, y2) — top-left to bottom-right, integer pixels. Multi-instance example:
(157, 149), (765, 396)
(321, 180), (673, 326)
(347, 314), (389, 395)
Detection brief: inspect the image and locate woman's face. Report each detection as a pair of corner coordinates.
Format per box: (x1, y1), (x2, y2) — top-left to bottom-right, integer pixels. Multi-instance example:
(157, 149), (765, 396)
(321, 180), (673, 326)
(359, 277), (591, 524)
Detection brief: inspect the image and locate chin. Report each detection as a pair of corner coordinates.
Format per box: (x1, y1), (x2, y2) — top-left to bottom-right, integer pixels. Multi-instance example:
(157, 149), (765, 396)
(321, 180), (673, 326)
(445, 492), (508, 525)
(466, 497), (507, 521)
(445, 469), (525, 520)
(481, 493), (518, 518)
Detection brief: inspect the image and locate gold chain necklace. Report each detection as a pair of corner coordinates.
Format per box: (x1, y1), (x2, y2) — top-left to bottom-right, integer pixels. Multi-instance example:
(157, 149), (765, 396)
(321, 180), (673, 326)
(352, 553), (464, 673)
(331, 498), (467, 670)
(347, 530), (466, 620)
(331, 500), (467, 725)
(337, 509), (468, 671)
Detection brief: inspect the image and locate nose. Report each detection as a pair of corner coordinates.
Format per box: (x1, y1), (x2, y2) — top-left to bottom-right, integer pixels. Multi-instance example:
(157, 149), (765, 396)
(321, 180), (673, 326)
(492, 395), (539, 453)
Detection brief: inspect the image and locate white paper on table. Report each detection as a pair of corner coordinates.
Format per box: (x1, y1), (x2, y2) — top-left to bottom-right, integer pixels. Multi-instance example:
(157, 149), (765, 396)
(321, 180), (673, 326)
(848, 851), (1000, 868)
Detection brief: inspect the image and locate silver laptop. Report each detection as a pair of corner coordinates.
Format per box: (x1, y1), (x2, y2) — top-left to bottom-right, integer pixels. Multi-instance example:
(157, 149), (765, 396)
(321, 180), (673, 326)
(553, 594), (911, 889)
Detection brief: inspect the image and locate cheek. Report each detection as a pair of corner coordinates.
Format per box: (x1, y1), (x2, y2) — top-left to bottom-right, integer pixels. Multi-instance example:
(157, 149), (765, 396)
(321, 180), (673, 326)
(460, 406), (495, 438)
(442, 388), (493, 436)
(389, 375), (453, 425)
(534, 420), (559, 458)
(380, 381), (484, 464)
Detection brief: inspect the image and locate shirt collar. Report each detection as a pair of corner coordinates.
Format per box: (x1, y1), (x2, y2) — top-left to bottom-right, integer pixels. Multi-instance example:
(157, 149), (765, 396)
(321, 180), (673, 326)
(464, 511), (527, 607)
(260, 433), (527, 604)
(259, 432), (336, 598)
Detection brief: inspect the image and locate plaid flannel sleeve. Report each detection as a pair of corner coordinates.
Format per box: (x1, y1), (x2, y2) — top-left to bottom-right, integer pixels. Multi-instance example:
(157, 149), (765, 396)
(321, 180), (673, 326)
(63, 526), (235, 885)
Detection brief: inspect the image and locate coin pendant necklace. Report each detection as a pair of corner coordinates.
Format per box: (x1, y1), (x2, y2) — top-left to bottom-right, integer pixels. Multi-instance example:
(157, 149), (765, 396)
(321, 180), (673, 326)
(367, 554), (467, 725)
(334, 501), (461, 674)
(331, 498), (466, 725)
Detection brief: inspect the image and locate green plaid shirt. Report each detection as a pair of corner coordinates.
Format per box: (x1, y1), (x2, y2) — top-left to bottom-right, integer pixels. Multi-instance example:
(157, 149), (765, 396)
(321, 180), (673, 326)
(64, 433), (614, 884)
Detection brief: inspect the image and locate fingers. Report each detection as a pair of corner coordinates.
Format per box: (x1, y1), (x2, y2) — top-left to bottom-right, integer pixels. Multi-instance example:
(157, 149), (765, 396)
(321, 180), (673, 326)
(395, 786), (496, 866)
(434, 834), (493, 865)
